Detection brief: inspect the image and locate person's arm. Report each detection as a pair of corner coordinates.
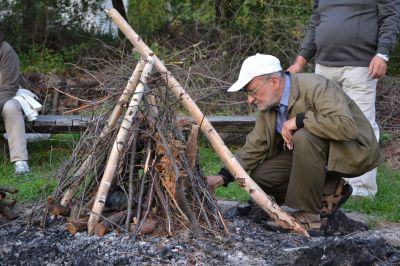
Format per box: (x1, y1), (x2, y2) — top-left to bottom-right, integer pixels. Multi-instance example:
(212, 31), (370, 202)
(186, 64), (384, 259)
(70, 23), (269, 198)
(206, 168), (234, 189)
(376, 0), (400, 57)
(288, 0), (319, 73)
(207, 112), (272, 188)
(0, 42), (20, 109)
(369, 0), (400, 78)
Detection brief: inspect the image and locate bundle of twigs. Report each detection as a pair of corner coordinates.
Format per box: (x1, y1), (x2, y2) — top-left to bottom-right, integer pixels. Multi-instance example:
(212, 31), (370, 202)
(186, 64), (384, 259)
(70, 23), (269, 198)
(48, 56), (226, 237)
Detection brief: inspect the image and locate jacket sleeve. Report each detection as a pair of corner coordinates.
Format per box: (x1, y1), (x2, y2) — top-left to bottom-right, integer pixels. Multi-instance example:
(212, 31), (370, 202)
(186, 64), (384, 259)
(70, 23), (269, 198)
(377, 0), (400, 56)
(234, 112), (271, 171)
(299, 0), (319, 62)
(302, 78), (358, 141)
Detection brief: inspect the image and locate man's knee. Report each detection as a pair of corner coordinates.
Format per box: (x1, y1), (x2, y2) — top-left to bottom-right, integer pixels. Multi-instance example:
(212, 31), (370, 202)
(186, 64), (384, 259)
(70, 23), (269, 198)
(250, 165), (289, 192)
(2, 99), (22, 118)
(293, 128), (314, 146)
(293, 128), (327, 150)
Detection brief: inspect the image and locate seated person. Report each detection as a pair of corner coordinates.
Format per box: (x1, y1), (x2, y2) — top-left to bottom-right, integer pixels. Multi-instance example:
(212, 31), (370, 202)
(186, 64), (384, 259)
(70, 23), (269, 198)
(0, 32), (30, 175)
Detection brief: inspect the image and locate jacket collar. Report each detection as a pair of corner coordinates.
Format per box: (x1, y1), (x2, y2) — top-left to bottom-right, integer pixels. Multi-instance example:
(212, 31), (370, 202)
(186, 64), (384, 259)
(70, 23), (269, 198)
(288, 73), (300, 113)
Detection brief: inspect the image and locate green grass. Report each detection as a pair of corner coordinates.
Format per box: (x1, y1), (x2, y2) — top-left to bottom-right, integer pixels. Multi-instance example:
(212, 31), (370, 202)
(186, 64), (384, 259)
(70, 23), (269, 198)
(343, 165), (400, 222)
(0, 134), (79, 202)
(199, 146), (249, 202)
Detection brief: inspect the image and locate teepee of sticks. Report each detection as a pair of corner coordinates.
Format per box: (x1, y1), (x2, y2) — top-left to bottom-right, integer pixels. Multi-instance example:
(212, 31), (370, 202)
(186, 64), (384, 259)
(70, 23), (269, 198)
(48, 8), (309, 237)
(49, 55), (227, 237)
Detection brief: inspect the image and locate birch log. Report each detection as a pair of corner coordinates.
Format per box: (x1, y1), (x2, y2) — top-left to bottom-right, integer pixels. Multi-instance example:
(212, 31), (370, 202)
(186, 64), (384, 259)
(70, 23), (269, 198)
(87, 56), (155, 233)
(106, 8), (309, 237)
(60, 58), (146, 207)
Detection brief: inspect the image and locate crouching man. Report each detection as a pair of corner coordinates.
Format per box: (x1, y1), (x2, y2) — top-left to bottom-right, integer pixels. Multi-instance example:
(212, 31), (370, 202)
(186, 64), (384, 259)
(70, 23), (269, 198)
(0, 32), (30, 175)
(207, 54), (383, 233)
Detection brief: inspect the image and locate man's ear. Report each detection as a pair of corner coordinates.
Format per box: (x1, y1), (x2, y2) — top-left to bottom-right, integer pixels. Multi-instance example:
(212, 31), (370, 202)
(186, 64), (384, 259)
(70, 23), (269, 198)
(271, 76), (280, 89)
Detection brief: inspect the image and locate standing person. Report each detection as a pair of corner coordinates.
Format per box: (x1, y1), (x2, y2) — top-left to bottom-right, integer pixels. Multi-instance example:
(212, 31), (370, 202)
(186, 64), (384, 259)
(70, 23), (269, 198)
(0, 32), (30, 175)
(288, 0), (400, 197)
(207, 54), (382, 234)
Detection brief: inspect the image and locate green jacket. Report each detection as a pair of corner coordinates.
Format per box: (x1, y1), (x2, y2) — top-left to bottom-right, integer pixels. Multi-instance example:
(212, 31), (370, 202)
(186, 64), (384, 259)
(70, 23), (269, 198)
(235, 73), (383, 176)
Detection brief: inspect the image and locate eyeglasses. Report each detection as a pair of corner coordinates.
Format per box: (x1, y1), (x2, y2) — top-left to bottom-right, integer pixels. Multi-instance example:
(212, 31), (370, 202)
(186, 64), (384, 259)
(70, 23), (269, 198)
(243, 78), (270, 97)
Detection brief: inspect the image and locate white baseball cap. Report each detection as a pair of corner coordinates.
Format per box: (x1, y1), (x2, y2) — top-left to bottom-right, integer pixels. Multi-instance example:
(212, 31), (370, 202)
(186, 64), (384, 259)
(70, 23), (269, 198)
(227, 54), (282, 92)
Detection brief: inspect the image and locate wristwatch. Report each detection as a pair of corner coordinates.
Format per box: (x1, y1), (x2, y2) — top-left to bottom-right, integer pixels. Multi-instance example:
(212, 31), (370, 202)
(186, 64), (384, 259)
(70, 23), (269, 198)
(376, 53), (389, 62)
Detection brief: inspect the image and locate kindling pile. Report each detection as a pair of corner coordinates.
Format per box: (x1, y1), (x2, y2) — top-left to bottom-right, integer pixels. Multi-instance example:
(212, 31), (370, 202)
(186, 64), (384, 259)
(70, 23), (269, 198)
(46, 8), (309, 237)
(47, 54), (228, 237)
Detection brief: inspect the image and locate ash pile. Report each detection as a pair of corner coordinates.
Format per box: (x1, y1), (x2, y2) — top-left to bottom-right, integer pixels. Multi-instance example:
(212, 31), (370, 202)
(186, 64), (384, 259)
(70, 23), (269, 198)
(47, 56), (226, 238)
(1, 212), (400, 265)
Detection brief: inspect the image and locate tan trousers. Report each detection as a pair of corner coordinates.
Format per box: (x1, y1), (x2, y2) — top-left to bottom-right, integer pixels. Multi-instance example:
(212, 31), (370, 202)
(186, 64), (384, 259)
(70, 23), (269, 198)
(1, 99), (28, 162)
(315, 64), (378, 197)
(250, 129), (341, 214)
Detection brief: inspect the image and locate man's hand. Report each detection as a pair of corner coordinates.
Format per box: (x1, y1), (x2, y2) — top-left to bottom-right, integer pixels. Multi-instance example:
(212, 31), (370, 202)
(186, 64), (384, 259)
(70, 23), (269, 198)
(368, 55), (387, 79)
(206, 175), (225, 189)
(287, 56), (307, 73)
(282, 117), (298, 149)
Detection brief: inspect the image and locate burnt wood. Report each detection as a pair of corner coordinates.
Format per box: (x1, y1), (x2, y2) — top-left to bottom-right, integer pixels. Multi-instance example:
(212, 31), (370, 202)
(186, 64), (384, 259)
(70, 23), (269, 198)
(0, 115), (256, 134)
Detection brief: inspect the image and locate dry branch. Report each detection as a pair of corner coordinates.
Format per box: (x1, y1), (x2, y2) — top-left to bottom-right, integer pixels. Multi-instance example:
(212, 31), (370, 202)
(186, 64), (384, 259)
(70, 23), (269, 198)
(60, 59), (146, 207)
(186, 125), (200, 168)
(95, 210), (127, 237)
(87, 56), (155, 233)
(67, 217), (89, 234)
(130, 217), (158, 235)
(125, 123), (139, 231)
(48, 196), (71, 217)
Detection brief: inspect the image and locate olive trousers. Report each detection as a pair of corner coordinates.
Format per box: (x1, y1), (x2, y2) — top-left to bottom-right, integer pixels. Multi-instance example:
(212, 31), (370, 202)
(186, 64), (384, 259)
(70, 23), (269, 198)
(250, 128), (342, 214)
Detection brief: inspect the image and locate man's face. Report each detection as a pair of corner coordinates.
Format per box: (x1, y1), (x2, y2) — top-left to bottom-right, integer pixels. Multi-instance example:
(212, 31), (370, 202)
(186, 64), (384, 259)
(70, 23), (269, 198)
(244, 76), (281, 111)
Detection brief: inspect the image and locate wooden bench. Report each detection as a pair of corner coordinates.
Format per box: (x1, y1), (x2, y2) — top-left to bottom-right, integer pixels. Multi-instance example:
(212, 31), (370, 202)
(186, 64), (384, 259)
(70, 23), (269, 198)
(0, 115), (92, 134)
(0, 115), (256, 134)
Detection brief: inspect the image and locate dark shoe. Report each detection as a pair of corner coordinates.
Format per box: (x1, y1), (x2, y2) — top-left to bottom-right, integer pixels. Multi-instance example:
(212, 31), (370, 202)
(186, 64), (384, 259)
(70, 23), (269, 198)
(321, 179), (352, 218)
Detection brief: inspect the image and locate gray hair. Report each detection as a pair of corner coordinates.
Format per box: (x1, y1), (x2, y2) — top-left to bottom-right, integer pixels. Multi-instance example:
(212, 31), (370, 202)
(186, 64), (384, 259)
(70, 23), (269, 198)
(261, 71), (285, 80)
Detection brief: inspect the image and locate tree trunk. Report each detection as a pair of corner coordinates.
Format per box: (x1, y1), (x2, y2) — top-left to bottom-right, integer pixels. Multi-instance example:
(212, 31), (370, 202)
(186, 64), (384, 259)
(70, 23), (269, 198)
(105, 8), (309, 237)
